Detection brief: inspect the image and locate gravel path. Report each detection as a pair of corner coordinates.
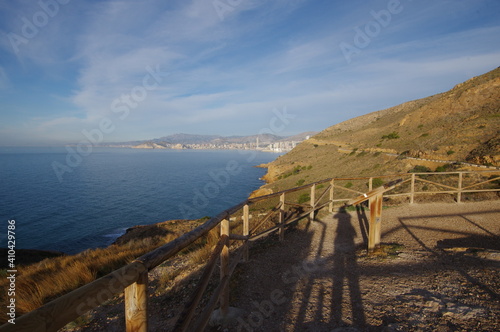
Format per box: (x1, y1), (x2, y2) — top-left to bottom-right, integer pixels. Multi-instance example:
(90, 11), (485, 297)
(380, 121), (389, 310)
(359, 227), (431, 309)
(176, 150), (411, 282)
(230, 201), (500, 332)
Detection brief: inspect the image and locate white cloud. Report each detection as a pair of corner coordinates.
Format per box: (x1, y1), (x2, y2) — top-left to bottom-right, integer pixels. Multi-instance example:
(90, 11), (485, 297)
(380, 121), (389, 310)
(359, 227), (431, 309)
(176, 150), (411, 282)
(1, 0), (499, 145)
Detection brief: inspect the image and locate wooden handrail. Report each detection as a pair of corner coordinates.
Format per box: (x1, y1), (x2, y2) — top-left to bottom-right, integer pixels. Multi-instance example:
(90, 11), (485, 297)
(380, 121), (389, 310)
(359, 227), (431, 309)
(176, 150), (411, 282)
(173, 235), (227, 332)
(1, 170), (498, 332)
(137, 202), (246, 270)
(462, 175), (500, 190)
(0, 261), (147, 332)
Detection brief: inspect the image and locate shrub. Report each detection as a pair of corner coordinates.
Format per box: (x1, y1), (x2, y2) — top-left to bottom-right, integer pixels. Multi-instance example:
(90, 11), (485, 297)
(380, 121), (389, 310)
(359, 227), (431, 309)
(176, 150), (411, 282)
(409, 165), (431, 173)
(296, 179), (305, 186)
(372, 178), (384, 188)
(345, 182), (353, 188)
(281, 165), (305, 179)
(446, 150), (455, 155)
(381, 131), (399, 139)
(397, 151), (410, 160)
(488, 175), (500, 187)
(435, 163), (455, 172)
(298, 193), (310, 204)
(356, 151), (367, 157)
(420, 133), (429, 137)
(197, 216), (211, 223)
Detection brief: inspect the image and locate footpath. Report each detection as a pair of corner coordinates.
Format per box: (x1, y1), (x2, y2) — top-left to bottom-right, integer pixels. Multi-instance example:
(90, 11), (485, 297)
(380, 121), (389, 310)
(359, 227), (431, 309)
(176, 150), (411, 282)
(230, 201), (500, 332)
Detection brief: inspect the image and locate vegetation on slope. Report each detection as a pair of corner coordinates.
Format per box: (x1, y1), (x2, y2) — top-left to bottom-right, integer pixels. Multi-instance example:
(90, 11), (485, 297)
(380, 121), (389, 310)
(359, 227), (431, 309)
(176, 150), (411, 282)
(259, 67), (500, 194)
(0, 218), (218, 325)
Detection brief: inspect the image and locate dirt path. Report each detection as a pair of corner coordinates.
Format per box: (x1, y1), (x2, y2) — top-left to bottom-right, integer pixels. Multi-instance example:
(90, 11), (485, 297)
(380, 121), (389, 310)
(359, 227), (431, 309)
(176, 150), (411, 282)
(229, 201), (500, 332)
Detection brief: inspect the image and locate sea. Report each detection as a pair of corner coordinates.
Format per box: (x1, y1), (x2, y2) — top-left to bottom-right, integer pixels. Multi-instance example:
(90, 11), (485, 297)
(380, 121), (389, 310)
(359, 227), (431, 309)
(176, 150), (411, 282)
(0, 147), (281, 254)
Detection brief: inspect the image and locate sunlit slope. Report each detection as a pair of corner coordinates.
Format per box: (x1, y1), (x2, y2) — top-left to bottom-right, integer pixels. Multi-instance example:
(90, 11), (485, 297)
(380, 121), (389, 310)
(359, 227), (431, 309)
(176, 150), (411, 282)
(258, 67), (500, 194)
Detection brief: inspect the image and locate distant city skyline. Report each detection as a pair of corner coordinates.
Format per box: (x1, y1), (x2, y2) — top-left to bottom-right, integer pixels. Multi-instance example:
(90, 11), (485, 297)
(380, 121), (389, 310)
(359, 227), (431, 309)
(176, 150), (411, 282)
(1, 0), (499, 146)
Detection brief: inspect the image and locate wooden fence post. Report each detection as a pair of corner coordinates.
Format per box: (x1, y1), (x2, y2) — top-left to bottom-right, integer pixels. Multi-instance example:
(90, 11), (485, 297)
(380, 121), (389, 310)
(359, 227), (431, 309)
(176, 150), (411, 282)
(368, 193), (383, 252)
(279, 193), (285, 242)
(220, 218), (230, 317)
(243, 204), (249, 261)
(457, 172), (463, 203)
(410, 173), (416, 204)
(309, 184), (316, 221)
(329, 179), (334, 213)
(368, 177), (373, 191)
(125, 270), (149, 332)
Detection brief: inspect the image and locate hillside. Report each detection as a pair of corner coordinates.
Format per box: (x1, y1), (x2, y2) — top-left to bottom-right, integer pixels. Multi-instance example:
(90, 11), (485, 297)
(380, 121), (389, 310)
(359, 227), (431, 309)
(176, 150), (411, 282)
(256, 67), (500, 194)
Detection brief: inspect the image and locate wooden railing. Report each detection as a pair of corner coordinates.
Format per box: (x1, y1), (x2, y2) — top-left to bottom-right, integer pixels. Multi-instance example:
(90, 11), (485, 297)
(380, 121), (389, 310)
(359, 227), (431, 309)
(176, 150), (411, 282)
(1, 170), (498, 332)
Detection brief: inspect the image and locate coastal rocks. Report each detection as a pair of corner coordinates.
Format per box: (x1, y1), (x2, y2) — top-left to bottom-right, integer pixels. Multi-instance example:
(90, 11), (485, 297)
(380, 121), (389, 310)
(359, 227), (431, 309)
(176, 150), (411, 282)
(466, 134), (500, 166)
(249, 162), (282, 197)
(256, 162), (286, 184)
(0, 248), (65, 268)
(112, 219), (199, 246)
(249, 187), (273, 198)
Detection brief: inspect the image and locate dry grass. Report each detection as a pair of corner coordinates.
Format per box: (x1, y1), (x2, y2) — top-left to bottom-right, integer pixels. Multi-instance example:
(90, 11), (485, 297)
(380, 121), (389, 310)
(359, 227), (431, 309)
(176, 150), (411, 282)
(186, 227), (220, 265)
(0, 238), (166, 321)
(154, 226), (227, 292)
(368, 243), (405, 259)
(0, 214), (256, 325)
(0, 220), (205, 324)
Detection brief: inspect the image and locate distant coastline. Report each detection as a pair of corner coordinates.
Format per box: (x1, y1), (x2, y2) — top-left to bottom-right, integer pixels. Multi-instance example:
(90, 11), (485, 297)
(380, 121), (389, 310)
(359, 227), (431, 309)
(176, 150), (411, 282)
(91, 132), (318, 153)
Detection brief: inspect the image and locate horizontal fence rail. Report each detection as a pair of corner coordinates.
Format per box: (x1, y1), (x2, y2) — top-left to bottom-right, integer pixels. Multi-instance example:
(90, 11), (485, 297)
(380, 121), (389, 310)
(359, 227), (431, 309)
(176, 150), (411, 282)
(1, 170), (498, 332)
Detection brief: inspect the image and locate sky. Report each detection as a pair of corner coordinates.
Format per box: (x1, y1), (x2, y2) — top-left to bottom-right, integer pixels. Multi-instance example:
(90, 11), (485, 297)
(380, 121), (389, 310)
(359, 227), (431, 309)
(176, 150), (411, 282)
(0, 0), (499, 146)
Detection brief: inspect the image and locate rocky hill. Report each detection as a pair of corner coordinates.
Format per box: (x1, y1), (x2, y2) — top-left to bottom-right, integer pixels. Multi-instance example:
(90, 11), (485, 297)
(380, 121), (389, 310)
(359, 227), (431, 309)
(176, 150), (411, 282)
(256, 67), (500, 194)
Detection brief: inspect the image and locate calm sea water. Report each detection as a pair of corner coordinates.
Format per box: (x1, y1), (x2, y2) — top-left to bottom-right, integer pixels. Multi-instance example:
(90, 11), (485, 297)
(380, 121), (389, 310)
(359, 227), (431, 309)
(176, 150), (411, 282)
(0, 147), (280, 254)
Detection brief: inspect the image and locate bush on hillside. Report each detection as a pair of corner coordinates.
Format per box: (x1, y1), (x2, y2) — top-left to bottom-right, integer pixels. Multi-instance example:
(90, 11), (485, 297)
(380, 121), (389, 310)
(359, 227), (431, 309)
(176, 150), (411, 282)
(371, 178), (384, 188)
(382, 131), (400, 140)
(298, 193), (310, 204)
(408, 165), (431, 173)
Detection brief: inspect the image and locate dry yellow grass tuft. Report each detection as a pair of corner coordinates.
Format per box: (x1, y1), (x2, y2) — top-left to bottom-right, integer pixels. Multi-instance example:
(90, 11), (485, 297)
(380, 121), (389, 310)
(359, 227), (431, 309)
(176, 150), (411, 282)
(188, 227), (221, 265)
(0, 219), (207, 324)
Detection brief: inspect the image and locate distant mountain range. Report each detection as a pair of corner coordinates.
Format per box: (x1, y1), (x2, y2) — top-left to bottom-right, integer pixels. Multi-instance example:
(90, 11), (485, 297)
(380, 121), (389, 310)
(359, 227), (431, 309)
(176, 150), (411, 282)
(102, 132), (318, 147)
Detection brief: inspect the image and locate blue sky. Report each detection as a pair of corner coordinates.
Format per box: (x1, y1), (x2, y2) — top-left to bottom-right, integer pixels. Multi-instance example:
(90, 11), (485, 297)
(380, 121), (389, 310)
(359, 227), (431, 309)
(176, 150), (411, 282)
(0, 0), (499, 145)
